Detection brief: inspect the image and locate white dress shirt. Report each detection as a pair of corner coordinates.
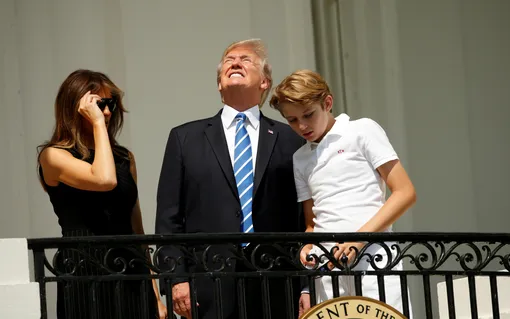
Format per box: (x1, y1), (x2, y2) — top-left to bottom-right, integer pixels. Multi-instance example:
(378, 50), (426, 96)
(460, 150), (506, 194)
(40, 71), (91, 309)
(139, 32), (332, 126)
(221, 104), (260, 170)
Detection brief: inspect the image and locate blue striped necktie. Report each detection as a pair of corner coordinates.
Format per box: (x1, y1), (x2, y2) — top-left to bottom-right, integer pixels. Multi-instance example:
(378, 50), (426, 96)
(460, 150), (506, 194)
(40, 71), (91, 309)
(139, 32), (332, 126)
(233, 113), (254, 234)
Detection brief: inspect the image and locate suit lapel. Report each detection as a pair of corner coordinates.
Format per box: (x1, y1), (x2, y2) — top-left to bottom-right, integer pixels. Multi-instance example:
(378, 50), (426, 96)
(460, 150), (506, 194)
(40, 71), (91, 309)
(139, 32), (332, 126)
(254, 114), (277, 198)
(204, 112), (239, 201)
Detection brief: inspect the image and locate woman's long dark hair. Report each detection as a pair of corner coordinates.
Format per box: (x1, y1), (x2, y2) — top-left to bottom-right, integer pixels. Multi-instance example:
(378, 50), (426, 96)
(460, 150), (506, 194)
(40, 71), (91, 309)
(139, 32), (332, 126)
(37, 69), (128, 187)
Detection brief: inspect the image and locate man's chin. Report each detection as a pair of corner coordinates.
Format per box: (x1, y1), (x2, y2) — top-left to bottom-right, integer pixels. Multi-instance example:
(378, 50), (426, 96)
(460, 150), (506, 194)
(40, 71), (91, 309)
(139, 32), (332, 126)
(225, 81), (246, 88)
(222, 83), (250, 94)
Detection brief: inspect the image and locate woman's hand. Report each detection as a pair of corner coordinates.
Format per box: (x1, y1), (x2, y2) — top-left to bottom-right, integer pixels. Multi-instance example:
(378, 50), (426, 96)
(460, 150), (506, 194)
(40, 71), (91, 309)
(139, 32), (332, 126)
(77, 91), (105, 125)
(157, 299), (168, 319)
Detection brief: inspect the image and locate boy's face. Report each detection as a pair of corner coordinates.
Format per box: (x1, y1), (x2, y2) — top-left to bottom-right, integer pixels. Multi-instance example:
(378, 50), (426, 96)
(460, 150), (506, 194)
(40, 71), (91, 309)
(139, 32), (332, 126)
(280, 95), (334, 143)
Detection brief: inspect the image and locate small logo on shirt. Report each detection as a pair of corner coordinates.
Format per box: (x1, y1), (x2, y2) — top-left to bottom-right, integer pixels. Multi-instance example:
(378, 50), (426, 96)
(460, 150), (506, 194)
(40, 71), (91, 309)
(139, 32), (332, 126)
(268, 129), (274, 134)
(338, 149), (345, 154)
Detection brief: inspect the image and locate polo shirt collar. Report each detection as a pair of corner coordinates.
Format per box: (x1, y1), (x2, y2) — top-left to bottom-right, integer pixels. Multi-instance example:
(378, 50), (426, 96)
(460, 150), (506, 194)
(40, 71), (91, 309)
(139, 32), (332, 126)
(309, 113), (350, 150)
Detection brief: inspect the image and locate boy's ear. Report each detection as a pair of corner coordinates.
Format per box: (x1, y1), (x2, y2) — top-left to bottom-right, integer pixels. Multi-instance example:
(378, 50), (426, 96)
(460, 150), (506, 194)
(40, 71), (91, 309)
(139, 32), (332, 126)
(324, 95), (334, 112)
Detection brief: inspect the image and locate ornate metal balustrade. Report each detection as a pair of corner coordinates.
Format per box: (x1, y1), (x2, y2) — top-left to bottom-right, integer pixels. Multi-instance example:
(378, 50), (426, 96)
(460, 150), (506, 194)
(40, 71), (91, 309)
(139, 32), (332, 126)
(27, 232), (510, 319)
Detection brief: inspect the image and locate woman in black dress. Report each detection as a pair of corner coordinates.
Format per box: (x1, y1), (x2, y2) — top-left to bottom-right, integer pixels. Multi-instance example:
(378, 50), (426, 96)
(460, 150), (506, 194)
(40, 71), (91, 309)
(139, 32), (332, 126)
(37, 69), (168, 319)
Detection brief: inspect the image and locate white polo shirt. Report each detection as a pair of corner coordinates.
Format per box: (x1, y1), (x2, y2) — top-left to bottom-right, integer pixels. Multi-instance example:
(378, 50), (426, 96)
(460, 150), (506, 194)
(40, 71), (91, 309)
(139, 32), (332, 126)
(293, 113), (399, 233)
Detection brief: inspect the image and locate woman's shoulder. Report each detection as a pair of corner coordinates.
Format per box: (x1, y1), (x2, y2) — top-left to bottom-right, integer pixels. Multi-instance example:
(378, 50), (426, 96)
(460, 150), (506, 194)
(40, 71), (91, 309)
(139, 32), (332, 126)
(40, 146), (79, 163)
(38, 146), (79, 189)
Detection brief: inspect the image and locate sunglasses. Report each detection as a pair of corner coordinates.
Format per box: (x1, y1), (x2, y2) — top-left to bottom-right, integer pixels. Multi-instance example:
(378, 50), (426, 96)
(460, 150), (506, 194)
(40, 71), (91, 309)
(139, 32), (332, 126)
(96, 98), (117, 112)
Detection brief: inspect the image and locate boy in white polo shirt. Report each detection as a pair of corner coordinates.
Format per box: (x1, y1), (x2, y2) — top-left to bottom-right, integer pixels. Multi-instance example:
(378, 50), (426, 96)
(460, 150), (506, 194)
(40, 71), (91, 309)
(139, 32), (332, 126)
(269, 69), (416, 317)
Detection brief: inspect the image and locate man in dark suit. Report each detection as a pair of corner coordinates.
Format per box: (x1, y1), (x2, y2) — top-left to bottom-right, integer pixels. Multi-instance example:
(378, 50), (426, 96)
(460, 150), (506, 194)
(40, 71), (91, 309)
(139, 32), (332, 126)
(155, 38), (304, 319)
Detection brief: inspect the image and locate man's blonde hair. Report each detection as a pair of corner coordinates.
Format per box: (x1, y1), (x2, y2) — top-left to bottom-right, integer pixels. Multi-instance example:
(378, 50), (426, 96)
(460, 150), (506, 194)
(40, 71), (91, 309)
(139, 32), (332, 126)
(217, 38), (273, 107)
(270, 69), (332, 111)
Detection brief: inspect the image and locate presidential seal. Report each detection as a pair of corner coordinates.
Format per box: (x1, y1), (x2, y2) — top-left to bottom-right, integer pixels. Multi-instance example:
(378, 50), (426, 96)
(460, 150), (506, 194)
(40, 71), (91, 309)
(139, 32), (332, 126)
(301, 296), (407, 319)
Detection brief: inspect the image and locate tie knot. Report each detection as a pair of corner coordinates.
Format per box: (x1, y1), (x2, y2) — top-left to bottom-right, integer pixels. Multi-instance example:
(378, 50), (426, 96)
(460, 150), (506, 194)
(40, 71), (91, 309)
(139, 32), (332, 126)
(235, 113), (247, 123)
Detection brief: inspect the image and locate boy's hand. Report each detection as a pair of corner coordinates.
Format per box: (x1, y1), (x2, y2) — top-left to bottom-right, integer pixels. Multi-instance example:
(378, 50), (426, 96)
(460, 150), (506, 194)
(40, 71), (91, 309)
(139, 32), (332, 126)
(299, 244), (316, 268)
(328, 242), (365, 269)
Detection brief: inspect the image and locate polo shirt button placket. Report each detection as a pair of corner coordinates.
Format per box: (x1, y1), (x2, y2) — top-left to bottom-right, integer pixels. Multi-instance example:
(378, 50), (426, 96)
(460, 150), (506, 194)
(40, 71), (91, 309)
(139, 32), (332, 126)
(317, 145), (326, 165)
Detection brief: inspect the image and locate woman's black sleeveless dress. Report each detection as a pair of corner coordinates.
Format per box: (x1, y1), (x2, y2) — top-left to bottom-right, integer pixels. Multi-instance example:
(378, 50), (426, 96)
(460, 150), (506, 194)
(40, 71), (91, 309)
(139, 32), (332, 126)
(40, 147), (158, 319)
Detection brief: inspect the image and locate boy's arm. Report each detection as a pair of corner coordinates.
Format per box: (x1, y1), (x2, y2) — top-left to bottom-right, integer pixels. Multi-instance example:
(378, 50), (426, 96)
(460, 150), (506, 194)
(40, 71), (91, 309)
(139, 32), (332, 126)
(299, 198), (314, 315)
(300, 198), (315, 274)
(332, 119), (416, 265)
(302, 199), (315, 233)
(358, 159), (416, 233)
(293, 157), (315, 300)
(357, 118), (416, 232)
(334, 160), (416, 265)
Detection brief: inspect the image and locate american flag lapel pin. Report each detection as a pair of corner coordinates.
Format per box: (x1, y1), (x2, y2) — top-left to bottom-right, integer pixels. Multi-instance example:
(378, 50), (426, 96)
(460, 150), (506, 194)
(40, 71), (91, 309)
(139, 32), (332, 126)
(268, 129), (274, 134)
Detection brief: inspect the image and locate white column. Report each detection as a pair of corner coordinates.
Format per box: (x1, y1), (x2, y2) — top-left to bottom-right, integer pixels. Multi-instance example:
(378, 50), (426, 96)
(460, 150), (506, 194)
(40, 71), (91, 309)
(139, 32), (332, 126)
(0, 0), (32, 239)
(0, 239), (40, 318)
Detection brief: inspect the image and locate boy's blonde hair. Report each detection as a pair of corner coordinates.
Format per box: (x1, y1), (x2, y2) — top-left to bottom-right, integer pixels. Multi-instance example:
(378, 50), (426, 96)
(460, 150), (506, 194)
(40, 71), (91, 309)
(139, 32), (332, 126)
(269, 69), (332, 111)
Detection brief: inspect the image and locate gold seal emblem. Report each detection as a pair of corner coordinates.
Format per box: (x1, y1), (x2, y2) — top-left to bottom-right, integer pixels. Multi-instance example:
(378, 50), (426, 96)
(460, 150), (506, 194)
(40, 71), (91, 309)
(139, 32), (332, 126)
(301, 296), (407, 319)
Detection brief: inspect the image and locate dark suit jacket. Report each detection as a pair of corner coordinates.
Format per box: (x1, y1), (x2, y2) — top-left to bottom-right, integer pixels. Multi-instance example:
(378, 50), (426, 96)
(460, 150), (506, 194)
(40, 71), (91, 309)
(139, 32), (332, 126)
(155, 110), (304, 318)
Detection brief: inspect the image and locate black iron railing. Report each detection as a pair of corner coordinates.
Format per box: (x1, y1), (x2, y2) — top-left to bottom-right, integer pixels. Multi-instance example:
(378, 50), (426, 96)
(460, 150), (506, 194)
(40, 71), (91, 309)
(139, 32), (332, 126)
(27, 233), (510, 319)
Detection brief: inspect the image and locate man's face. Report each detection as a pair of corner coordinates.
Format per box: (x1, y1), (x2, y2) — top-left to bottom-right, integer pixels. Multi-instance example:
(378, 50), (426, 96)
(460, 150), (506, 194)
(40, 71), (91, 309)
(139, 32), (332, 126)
(218, 46), (268, 94)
